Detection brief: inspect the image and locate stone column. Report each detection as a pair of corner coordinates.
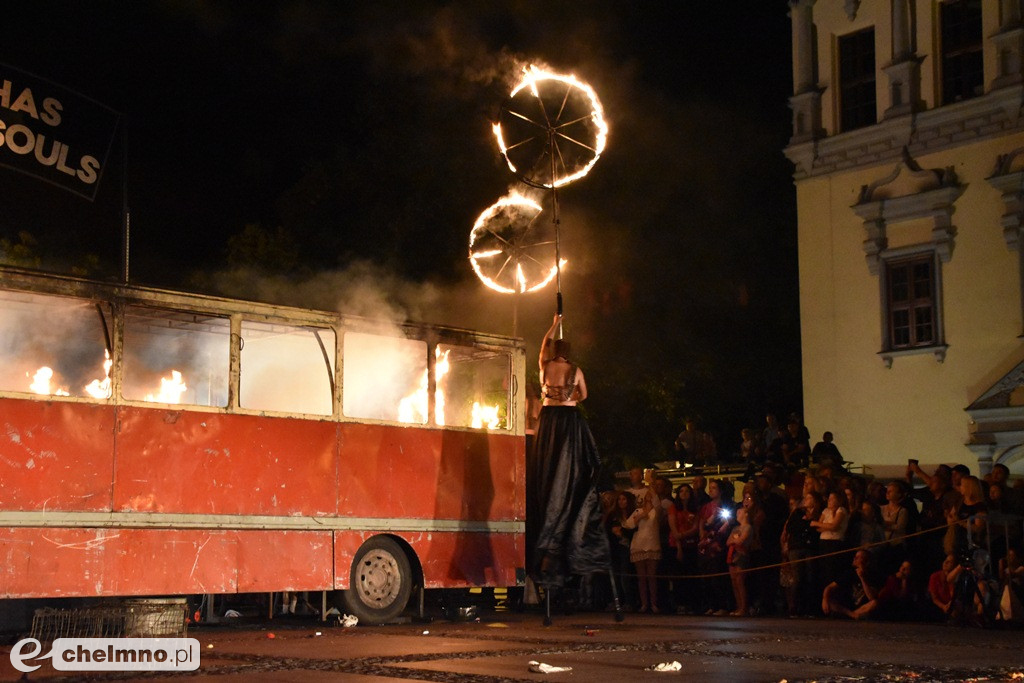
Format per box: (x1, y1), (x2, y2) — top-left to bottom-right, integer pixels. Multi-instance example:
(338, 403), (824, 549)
(791, 0), (816, 95)
(789, 0), (822, 143)
(993, 0), (1024, 89)
(891, 0), (911, 61)
(883, 0), (923, 118)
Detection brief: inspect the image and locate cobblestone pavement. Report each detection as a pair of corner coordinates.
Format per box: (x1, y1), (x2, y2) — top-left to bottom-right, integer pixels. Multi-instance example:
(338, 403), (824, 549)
(3, 610), (1023, 683)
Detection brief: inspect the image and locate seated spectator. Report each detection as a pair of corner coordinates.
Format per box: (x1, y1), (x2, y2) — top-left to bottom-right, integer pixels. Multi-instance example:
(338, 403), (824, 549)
(780, 418), (810, 470)
(927, 553), (963, 621)
(877, 560), (925, 620)
(810, 431), (843, 469)
(999, 547), (1024, 621)
(822, 549), (883, 620)
(740, 428), (765, 479)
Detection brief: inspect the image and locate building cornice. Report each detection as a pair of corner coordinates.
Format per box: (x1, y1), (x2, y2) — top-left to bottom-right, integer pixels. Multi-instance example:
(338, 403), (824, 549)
(785, 86), (1024, 180)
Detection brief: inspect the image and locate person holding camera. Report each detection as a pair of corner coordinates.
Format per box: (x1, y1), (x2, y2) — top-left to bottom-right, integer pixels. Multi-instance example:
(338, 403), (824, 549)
(697, 479), (735, 614)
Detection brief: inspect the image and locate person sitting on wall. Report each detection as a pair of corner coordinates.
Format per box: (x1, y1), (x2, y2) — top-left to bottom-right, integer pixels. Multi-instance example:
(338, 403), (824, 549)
(674, 417), (717, 466)
(810, 431), (843, 469)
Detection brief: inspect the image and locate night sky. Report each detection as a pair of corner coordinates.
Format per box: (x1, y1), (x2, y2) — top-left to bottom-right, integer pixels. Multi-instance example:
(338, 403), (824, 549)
(1, 1), (801, 466)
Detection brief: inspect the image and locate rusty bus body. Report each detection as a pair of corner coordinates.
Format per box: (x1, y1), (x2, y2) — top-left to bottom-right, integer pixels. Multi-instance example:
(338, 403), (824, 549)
(0, 267), (526, 622)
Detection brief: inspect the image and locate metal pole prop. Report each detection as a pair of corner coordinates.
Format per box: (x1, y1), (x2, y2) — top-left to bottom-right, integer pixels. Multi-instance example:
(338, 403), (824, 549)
(549, 129), (563, 339)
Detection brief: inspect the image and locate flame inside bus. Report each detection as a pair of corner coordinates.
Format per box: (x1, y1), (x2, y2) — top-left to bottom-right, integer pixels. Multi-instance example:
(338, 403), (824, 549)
(4, 291), (510, 430)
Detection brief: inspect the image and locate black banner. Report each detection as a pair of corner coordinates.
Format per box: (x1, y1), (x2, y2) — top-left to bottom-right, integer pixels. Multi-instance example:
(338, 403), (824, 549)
(0, 64), (120, 201)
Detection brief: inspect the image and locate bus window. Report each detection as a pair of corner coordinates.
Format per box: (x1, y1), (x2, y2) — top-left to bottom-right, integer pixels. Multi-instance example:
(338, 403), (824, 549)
(240, 321), (335, 416)
(342, 331), (428, 423)
(435, 344), (510, 430)
(122, 306), (229, 407)
(0, 290), (112, 399)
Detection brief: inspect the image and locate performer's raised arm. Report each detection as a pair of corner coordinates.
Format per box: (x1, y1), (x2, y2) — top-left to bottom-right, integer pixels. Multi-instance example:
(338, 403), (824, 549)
(539, 313), (561, 372)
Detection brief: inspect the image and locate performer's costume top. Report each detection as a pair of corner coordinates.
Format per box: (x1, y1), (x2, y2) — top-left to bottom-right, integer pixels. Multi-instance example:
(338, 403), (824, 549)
(526, 362), (611, 587)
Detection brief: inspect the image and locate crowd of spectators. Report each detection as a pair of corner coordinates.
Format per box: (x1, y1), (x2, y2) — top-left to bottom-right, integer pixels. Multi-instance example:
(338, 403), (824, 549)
(599, 417), (1024, 625)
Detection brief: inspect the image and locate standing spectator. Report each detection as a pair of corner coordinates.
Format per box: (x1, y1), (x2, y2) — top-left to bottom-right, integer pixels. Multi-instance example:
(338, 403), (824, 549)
(856, 501), (886, 554)
(623, 492), (661, 613)
(753, 472), (788, 615)
(944, 475), (988, 559)
(881, 480), (913, 573)
(691, 474), (711, 508)
(907, 462), (959, 571)
(780, 492), (822, 616)
(698, 479), (734, 615)
(811, 490), (850, 587)
(668, 484), (700, 614)
(951, 464), (971, 490)
(652, 476), (675, 612)
(989, 463), (1023, 516)
(727, 506), (754, 615)
(866, 480), (887, 507)
(605, 491), (638, 611)
(624, 467), (650, 502)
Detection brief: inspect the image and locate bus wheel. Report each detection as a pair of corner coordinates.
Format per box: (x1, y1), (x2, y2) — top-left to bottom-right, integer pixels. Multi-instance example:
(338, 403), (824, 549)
(342, 536), (413, 624)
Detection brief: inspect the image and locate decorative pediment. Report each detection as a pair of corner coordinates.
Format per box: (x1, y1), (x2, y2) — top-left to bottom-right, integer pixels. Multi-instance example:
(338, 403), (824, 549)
(966, 358), (1024, 471)
(969, 360), (1024, 411)
(987, 148), (1024, 251)
(991, 147), (1024, 177)
(857, 148), (959, 204)
(852, 149), (964, 275)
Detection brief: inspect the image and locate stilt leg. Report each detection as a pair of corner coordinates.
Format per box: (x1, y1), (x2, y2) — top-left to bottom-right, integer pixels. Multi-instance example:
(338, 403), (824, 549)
(606, 566), (625, 622)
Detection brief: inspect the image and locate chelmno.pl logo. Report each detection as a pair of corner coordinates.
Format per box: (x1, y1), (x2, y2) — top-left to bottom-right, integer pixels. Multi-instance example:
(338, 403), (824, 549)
(10, 637), (200, 672)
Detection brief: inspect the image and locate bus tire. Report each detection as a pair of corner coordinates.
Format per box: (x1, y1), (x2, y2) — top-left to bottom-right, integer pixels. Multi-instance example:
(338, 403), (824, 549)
(342, 536), (413, 624)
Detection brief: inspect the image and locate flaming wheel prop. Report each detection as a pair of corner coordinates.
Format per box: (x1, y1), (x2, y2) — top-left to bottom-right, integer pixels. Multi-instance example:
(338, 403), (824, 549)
(469, 194), (560, 294)
(493, 66), (608, 189)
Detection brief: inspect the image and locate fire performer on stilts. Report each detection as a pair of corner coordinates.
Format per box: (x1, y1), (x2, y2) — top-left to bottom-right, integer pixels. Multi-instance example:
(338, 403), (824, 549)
(527, 312), (612, 607)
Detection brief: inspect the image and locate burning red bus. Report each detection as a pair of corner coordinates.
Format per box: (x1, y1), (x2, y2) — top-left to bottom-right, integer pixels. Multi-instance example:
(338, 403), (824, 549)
(0, 266), (526, 623)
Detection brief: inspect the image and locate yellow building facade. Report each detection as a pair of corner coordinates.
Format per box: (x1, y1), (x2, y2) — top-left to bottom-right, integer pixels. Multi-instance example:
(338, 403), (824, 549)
(785, 0), (1024, 475)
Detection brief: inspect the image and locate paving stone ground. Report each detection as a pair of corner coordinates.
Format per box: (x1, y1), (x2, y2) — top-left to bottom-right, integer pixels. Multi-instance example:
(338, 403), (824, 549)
(2, 610), (1022, 682)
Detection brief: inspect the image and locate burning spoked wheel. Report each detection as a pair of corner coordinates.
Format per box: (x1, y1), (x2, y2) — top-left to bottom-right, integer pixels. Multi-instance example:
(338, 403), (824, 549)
(492, 65), (608, 189)
(342, 536), (413, 624)
(468, 194), (561, 294)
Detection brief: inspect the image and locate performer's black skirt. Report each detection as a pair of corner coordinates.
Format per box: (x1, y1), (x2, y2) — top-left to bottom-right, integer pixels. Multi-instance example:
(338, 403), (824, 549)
(526, 405), (610, 586)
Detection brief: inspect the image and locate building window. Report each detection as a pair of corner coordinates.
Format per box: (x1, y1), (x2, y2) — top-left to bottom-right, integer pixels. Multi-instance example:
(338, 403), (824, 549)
(886, 255), (937, 349)
(852, 152), (961, 366)
(941, 0), (984, 104)
(838, 27), (877, 131)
